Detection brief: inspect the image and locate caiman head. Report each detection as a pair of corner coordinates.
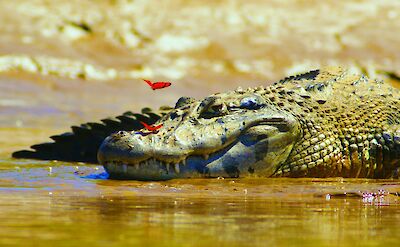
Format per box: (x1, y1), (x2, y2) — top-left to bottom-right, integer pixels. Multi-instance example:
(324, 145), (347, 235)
(98, 88), (301, 180)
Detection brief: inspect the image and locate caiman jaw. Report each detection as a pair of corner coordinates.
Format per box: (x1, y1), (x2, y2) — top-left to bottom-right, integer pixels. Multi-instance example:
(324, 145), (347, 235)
(97, 114), (300, 181)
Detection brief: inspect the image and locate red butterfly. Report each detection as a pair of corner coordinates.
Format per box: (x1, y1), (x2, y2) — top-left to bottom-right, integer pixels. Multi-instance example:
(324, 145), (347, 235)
(140, 121), (163, 132)
(143, 79), (172, 90)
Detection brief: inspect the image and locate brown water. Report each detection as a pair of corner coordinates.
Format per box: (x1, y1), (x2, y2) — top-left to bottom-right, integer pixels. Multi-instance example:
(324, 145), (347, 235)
(2, 130), (400, 246)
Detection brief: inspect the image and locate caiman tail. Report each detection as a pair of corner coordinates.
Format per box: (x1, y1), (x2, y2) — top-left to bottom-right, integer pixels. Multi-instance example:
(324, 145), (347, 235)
(12, 108), (163, 163)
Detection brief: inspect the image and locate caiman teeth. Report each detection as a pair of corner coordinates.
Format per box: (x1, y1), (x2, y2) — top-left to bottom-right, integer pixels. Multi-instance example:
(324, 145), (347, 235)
(134, 163), (139, 169)
(181, 159), (186, 166)
(122, 164), (128, 173)
(165, 163), (170, 172)
(203, 154), (209, 160)
(174, 164), (180, 174)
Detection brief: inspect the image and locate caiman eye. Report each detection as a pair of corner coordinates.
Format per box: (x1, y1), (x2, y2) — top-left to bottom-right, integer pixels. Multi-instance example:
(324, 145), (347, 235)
(199, 103), (226, 119)
(240, 97), (263, 109)
(198, 97), (227, 119)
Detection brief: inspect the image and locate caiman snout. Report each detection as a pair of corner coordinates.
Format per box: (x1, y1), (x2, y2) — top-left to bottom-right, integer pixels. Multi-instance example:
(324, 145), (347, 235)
(98, 91), (301, 180)
(98, 130), (188, 180)
(98, 131), (146, 163)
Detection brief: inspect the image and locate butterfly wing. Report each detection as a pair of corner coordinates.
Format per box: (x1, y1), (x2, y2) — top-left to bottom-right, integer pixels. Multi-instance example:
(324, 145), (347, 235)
(153, 82), (171, 90)
(143, 79), (154, 87)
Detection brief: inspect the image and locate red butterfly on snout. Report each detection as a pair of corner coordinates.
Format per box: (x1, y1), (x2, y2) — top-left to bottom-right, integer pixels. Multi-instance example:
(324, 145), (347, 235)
(143, 79), (172, 90)
(140, 121), (163, 132)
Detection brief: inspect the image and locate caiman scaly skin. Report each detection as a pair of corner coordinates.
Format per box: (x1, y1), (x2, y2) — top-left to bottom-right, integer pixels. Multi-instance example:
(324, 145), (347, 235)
(13, 67), (400, 180)
(97, 67), (400, 180)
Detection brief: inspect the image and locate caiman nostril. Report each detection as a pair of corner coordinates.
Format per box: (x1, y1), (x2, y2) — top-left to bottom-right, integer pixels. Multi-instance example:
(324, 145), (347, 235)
(107, 131), (130, 143)
(97, 131), (148, 165)
(116, 131), (129, 137)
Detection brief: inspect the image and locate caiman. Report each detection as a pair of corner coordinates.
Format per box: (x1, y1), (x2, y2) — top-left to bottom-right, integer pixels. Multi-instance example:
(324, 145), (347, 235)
(12, 67), (400, 180)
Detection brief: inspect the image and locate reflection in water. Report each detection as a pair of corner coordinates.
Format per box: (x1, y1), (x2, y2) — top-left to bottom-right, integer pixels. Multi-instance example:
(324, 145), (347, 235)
(81, 172), (109, 180)
(0, 159), (399, 246)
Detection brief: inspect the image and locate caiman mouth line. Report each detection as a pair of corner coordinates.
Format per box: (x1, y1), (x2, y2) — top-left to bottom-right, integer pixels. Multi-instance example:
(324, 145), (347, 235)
(103, 121), (286, 176)
(103, 137), (241, 175)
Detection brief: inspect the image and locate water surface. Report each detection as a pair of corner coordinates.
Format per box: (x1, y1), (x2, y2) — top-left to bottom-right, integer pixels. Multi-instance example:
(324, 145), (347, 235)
(1, 154), (400, 246)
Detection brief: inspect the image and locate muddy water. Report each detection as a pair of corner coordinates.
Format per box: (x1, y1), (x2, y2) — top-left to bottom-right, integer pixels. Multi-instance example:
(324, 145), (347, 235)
(1, 128), (400, 246)
(1, 158), (400, 247)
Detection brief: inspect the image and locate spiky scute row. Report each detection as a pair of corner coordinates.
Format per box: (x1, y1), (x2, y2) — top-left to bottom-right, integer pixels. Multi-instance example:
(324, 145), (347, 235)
(12, 108), (165, 163)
